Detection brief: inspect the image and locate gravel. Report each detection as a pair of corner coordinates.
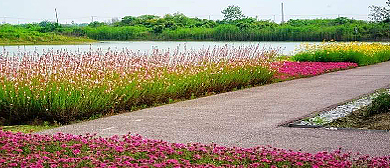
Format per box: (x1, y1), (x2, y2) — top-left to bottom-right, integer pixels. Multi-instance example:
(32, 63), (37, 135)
(295, 89), (390, 126)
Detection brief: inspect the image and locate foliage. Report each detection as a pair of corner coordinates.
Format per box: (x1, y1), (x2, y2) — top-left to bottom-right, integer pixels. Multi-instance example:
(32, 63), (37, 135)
(2, 12), (390, 42)
(83, 26), (150, 40)
(292, 42), (390, 66)
(221, 5), (245, 22)
(366, 92), (390, 116)
(81, 17), (390, 41)
(38, 21), (59, 33)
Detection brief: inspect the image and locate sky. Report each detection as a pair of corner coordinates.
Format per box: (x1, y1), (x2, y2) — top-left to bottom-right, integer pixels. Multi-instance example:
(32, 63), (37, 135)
(0, 0), (387, 24)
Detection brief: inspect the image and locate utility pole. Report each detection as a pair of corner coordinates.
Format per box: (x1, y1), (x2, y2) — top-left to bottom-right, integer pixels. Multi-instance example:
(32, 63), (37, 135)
(281, 3), (285, 24)
(55, 8), (59, 24)
(91, 16), (97, 22)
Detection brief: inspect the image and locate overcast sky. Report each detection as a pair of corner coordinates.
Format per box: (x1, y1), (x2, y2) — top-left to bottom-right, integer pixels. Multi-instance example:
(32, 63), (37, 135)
(0, 0), (387, 24)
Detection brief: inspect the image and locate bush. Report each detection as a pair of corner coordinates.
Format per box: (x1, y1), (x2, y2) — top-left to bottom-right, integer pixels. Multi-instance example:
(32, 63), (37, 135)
(366, 92), (390, 116)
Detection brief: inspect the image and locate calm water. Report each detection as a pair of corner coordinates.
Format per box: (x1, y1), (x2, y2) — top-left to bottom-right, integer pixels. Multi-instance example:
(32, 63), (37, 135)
(1, 41), (321, 56)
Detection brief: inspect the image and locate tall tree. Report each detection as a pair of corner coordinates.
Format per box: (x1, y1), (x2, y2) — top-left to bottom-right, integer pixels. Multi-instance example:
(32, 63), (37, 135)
(369, 0), (390, 22)
(221, 5), (245, 22)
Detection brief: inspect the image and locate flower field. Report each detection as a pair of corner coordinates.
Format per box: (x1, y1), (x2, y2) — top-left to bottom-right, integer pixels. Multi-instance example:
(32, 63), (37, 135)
(0, 130), (389, 167)
(0, 45), (361, 126)
(292, 42), (390, 66)
(1, 43), (388, 167)
(272, 61), (358, 80)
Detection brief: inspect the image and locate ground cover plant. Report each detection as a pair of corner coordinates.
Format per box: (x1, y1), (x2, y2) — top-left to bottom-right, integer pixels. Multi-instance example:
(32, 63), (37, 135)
(271, 61), (358, 80)
(0, 130), (389, 167)
(292, 42), (390, 66)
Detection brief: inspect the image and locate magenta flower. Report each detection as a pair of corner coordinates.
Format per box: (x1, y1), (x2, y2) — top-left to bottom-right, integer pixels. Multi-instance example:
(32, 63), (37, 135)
(272, 61), (358, 80)
(0, 130), (388, 167)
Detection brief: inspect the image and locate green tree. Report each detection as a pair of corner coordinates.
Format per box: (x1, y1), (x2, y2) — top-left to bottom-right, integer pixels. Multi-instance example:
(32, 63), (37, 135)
(88, 21), (106, 28)
(221, 5), (245, 22)
(38, 21), (58, 33)
(121, 16), (137, 26)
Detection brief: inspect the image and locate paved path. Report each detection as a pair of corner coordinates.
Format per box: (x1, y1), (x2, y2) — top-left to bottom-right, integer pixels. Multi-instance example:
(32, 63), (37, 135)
(40, 62), (390, 156)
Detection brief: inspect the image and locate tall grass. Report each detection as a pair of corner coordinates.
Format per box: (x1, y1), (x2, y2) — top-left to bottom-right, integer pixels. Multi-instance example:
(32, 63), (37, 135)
(292, 42), (390, 66)
(0, 45), (278, 125)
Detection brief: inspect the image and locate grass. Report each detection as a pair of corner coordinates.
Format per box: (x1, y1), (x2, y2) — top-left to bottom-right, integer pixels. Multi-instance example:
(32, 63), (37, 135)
(0, 37), (96, 45)
(0, 24), (96, 45)
(1, 124), (58, 133)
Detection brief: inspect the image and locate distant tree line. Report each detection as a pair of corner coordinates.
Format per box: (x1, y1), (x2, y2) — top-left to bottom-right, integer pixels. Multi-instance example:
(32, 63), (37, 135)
(1, 5), (390, 42)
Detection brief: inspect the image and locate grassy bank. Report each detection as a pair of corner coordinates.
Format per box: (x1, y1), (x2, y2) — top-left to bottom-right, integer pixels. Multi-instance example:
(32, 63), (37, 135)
(0, 24), (95, 45)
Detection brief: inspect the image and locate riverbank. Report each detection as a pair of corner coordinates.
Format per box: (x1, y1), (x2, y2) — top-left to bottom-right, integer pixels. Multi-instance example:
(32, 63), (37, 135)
(0, 38), (96, 45)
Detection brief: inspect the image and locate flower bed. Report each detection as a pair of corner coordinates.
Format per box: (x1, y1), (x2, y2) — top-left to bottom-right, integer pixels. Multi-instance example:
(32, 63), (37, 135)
(0, 130), (389, 167)
(272, 61), (358, 80)
(292, 42), (390, 66)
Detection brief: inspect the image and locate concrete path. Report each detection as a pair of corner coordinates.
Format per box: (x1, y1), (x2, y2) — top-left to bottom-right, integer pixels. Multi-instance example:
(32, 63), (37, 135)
(40, 62), (390, 156)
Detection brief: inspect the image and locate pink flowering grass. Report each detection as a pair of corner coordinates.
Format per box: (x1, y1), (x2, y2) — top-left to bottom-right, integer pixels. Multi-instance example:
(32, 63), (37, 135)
(0, 130), (388, 168)
(272, 61), (358, 80)
(0, 45), (360, 126)
(0, 45), (277, 125)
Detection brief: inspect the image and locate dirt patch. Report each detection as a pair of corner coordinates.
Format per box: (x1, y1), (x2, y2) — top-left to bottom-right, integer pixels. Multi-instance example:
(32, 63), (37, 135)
(326, 109), (390, 131)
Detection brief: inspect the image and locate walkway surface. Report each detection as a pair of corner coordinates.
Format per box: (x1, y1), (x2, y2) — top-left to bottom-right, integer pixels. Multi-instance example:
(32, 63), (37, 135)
(40, 61), (390, 156)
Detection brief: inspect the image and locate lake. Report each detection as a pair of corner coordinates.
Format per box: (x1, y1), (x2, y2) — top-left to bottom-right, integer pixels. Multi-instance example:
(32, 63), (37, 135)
(1, 41), (321, 56)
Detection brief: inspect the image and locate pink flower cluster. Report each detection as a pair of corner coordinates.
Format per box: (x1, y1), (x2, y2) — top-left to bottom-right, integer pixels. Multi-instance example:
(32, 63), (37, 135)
(0, 130), (388, 167)
(272, 61), (358, 80)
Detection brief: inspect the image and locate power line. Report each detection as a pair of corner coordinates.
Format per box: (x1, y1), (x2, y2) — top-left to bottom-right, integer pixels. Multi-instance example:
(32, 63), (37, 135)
(91, 16), (97, 22)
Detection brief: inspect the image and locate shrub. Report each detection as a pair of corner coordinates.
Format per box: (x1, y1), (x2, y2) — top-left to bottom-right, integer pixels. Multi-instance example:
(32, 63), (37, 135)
(366, 92), (390, 116)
